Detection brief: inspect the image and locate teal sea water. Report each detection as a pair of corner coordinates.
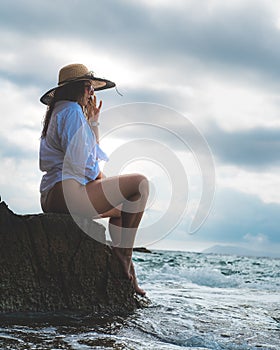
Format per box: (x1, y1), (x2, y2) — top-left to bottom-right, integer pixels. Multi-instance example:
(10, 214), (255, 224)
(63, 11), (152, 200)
(1, 250), (279, 349)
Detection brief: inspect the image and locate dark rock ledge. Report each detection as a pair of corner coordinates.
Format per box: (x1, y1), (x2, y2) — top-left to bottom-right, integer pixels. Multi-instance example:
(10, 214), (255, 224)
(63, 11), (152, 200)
(0, 200), (142, 314)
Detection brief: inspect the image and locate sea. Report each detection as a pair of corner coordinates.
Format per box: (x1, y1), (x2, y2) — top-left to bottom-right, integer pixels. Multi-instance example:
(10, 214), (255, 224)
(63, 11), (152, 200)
(0, 250), (279, 350)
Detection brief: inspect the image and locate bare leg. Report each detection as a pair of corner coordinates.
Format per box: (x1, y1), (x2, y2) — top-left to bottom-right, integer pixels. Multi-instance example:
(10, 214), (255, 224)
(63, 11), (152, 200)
(107, 215), (122, 247)
(108, 215), (133, 280)
(108, 233), (145, 295)
(90, 175), (149, 291)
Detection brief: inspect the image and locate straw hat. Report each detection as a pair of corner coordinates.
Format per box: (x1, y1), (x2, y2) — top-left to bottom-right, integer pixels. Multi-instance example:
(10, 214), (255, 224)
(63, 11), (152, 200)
(40, 63), (116, 105)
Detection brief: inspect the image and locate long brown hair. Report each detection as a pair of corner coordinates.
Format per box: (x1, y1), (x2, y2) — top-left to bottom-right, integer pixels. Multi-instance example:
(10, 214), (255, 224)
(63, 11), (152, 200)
(41, 80), (88, 138)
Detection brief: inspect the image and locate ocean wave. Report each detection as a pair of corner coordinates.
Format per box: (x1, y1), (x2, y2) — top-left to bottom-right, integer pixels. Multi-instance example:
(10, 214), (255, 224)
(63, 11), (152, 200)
(183, 267), (241, 288)
(140, 265), (241, 288)
(134, 251), (280, 291)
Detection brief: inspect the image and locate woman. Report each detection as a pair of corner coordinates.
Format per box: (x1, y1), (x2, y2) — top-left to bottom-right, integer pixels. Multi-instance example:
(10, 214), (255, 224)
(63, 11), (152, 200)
(39, 63), (149, 296)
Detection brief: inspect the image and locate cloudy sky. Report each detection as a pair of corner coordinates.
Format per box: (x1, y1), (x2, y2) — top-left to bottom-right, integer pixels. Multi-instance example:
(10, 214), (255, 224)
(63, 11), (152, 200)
(1, 0), (280, 257)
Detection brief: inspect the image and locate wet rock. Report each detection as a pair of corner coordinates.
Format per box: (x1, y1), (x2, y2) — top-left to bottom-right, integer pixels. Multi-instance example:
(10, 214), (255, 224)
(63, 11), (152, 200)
(0, 200), (139, 313)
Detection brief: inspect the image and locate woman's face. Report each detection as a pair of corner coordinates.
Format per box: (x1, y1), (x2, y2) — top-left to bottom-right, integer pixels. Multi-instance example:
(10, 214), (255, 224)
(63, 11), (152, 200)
(80, 80), (94, 107)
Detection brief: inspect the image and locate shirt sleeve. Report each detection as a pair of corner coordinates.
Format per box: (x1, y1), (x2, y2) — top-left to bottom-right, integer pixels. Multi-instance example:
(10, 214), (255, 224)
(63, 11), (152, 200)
(58, 108), (102, 181)
(96, 143), (109, 162)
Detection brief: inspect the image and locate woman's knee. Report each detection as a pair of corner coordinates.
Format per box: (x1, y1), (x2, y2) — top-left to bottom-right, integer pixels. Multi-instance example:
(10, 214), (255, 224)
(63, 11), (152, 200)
(132, 173), (149, 199)
(101, 205), (122, 218)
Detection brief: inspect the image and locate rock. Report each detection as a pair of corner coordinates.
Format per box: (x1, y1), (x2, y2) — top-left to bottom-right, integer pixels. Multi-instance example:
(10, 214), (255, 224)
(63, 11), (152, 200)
(133, 247), (152, 253)
(0, 200), (140, 313)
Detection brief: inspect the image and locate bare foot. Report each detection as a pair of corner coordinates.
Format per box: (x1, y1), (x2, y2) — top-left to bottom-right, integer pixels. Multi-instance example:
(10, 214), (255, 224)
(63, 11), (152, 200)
(112, 247), (133, 280)
(130, 261), (146, 296)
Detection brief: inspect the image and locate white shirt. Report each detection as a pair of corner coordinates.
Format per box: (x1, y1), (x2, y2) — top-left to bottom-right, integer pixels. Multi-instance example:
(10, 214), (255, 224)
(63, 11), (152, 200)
(39, 101), (108, 194)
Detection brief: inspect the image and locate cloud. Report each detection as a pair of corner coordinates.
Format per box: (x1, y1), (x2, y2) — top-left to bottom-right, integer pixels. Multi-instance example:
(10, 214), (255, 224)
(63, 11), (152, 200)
(243, 232), (269, 246)
(216, 165), (280, 204)
(195, 187), (280, 245)
(0, 135), (36, 159)
(1, 0), (280, 137)
(100, 103), (280, 174)
(206, 124), (280, 169)
(150, 187), (280, 256)
(1, 0), (280, 91)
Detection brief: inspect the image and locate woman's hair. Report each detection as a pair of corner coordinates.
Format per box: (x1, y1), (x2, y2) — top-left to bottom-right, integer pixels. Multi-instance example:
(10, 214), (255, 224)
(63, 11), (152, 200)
(41, 80), (88, 138)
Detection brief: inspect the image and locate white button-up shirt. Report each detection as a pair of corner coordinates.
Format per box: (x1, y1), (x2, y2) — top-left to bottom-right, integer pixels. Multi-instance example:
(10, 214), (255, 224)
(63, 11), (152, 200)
(39, 101), (108, 194)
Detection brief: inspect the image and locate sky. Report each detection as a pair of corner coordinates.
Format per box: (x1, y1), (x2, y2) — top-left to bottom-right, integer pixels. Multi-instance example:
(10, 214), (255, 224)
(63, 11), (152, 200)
(1, 0), (280, 257)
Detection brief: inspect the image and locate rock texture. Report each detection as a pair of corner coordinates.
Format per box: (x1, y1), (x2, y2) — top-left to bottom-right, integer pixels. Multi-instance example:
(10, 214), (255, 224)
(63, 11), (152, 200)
(0, 200), (140, 313)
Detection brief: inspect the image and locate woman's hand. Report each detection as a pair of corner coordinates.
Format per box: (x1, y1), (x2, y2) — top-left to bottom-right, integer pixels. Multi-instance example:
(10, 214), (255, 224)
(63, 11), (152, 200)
(87, 95), (103, 122)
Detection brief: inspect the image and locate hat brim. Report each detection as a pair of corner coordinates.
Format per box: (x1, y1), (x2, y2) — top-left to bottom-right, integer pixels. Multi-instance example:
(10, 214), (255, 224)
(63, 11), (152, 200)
(40, 77), (116, 105)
